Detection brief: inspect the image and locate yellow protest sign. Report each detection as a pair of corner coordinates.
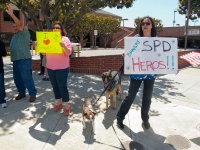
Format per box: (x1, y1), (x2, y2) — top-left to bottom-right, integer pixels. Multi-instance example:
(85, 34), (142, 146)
(36, 32), (62, 53)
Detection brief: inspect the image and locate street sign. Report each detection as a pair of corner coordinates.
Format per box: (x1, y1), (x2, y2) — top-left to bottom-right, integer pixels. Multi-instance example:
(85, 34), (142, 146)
(94, 30), (98, 35)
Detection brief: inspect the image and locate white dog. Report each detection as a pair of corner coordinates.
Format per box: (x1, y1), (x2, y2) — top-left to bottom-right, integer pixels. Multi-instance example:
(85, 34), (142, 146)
(82, 97), (96, 134)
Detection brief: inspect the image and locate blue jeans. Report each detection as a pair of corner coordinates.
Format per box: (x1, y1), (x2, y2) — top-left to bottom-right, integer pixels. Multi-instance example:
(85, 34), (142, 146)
(0, 72), (6, 104)
(117, 78), (155, 123)
(13, 59), (37, 97)
(47, 68), (69, 102)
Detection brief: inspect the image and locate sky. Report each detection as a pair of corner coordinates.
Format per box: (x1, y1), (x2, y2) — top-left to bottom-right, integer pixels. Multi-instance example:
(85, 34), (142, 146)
(103, 0), (200, 28)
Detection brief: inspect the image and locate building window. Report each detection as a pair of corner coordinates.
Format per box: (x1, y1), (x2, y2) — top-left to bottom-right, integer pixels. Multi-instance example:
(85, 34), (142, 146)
(36, 10), (39, 19)
(28, 14), (32, 21)
(4, 10), (20, 21)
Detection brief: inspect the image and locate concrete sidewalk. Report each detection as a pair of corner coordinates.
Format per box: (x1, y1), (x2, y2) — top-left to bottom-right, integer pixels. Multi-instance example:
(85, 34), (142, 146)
(0, 62), (200, 149)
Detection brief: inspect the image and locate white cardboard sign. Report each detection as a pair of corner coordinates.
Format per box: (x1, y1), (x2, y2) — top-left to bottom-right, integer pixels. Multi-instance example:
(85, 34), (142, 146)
(124, 37), (178, 74)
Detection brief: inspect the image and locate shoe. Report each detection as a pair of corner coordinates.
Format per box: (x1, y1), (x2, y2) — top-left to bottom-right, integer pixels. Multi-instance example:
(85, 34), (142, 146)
(142, 121), (150, 129)
(43, 77), (49, 81)
(54, 103), (62, 112)
(64, 107), (70, 116)
(38, 72), (44, 75)
(29, 96), (36, 102)
(2, 103), (7, 108)
(117, 119), (124, 130)
(15, 95), (26, 100)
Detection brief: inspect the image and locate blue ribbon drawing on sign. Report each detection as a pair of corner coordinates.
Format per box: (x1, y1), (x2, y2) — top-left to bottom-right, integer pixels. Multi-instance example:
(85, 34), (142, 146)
(126, 40), (140, 57)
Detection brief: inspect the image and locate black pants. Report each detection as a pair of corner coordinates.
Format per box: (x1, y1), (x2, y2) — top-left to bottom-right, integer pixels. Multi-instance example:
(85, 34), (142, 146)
(117, 78), (155, 122)
(40, 54), (45, 74)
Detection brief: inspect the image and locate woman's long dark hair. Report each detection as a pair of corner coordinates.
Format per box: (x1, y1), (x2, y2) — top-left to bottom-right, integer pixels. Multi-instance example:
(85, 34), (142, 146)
(139, 16), (157, 37)
(53, 21), (67, 36)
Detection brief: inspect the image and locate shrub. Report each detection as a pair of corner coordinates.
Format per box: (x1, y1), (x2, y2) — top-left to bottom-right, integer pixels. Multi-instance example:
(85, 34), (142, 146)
(6, 51), (10, 56)
(90, 46), (99, 49)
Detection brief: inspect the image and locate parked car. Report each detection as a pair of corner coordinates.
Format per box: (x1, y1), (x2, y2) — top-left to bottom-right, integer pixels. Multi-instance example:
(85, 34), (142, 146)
(71, 42), (81, 52)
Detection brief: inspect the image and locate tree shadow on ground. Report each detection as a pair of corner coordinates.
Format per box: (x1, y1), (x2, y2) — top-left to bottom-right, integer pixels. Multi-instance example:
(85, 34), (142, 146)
(29, 106), (69, 145)
(1, 64), (194, 149)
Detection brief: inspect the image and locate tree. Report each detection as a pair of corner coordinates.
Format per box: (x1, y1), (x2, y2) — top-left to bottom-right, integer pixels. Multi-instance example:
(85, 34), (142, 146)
(178, 0), (200, 20)
(71, 14), (120, 48)
(0, 0), (136, 37)
(98, 16), (120, 48)
(178, 0), (193, 49)
(0, 0), (8, 10)
(71, 13), (96, 46)
(133, 17), (163, 34)
(0, 0), (46, 30)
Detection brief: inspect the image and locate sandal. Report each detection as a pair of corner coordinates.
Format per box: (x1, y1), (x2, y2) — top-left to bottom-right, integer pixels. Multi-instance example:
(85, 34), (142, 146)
(54, 103), (62, 112)
(64, 107), (70, 116)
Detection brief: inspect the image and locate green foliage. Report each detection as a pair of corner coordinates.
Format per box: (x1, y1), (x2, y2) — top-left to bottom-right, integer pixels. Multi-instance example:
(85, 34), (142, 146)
(71, 13), (96, 45)
(98, 16), (120, 48)
(71, 13), (120, 48)
(178, 0), (200, 20)
(0, 0), (9, 10)
(6, 51), (10, 56)
(133, 17), (163, 34)
(106, 0), (135, 9)
(0, 0), (136, 34)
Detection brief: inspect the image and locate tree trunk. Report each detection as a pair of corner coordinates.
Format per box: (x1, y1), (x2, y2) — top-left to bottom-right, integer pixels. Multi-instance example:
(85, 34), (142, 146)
(79, 33), (84, 47)
(90, 32), (94, 47)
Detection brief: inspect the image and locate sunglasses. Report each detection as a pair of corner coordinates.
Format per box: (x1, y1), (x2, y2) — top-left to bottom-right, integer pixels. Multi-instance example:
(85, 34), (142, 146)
(53, 27), (61, 29)
(141, 22), (151, 26)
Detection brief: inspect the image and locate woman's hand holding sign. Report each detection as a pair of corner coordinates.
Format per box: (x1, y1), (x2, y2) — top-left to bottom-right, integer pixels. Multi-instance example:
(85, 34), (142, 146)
(60, 42), (66, 49)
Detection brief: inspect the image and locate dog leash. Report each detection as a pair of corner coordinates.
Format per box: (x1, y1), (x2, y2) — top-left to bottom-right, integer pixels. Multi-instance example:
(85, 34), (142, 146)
(112, 125), (126, 150)
(92, 57), (124, 106)
(108, 56), (124, 91)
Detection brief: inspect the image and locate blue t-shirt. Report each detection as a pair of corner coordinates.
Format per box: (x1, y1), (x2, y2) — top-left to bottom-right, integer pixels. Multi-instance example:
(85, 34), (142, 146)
(130, 34), (157, 80)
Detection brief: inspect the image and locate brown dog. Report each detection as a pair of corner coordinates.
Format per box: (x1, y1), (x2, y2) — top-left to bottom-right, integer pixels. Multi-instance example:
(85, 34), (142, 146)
(101, 70), (122, 110)
(82, 96), (96, 134)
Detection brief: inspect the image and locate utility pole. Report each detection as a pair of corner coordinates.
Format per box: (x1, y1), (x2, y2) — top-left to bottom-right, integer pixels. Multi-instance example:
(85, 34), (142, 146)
(184, 0), (190, 50)
(173, 10), (177, 27)
(176, 24), (180, 48)
(122, 18), (128, 48)
(94, 29), (97, 49)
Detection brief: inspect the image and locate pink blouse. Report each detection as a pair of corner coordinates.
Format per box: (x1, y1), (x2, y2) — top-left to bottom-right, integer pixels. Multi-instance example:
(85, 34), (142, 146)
(46, 36), (72, 70)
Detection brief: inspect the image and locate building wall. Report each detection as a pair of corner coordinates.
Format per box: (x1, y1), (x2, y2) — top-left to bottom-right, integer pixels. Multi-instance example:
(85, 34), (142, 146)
(0, 10), (27, 32)
(0, 10), (25, 51)
(157, 26), (200, 37)
(102, 27), (134, 48)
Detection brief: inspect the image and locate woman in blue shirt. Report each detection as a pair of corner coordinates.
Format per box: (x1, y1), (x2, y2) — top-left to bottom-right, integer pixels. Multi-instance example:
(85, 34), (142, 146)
(117, 16), (157, 130)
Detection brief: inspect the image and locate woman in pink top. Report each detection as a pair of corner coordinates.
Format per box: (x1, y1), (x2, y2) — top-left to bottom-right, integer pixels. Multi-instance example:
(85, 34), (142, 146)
(46, 21), (72, 116)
